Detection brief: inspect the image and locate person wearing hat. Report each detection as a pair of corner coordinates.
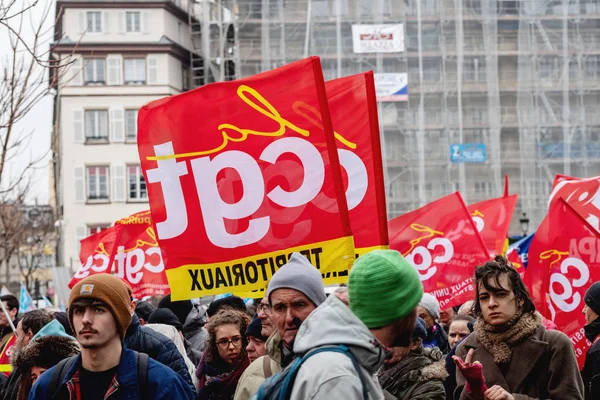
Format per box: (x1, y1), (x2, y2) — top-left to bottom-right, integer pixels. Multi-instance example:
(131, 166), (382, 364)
(418, 293), (450, 353)
(245, 317), (268, 363)
(379, 317), (447, 400)
(264, 249), (423, 399)
(234, 252), (327, 400)
(206, 296), (248, 320)
(583, 281), (600, 399)
(29, 274), (195, 399)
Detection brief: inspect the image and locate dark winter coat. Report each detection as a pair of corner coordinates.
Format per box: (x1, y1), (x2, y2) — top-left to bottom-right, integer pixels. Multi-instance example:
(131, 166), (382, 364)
(582, 317), (600, 399)
(380, 346), (447, 400)
(455, 324), (584, 400)
(423, 323), (449, 354)
(28, 348), (194, 399)
(123, 313), (194, 391)
(0, 369), (19, 400)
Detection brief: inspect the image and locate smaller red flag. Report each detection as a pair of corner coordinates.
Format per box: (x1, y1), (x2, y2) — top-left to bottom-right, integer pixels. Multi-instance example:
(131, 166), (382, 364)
(389, 192), (489, 309)
(527, 198), (599, 369)
(468, 195), (518, 256)
(549, 174), (600, 232)
(70, 211), (170, 299)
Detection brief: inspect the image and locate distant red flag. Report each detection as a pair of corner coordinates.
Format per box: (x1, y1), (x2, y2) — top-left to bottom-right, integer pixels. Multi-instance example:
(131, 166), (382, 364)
(388, 192), (490, 309)
(549, 174), (600, 232)
(70, 211), (170, 298)
(467, 195), (517, 256)
(527, 198), (599, 369)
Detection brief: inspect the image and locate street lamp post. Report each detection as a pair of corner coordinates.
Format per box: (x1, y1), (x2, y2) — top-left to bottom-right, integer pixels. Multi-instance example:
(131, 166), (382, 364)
(519, 212), (530, 237)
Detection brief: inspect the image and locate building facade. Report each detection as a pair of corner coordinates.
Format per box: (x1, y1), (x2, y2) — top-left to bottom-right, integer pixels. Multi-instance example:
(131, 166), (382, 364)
(52, 0), (192, 269)
(193, 0), (600, 233)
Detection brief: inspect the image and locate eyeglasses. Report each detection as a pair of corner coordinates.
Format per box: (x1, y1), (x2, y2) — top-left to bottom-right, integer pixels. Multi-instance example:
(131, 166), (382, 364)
(257, 303), (271, 314)
(216, 336), (243, 349)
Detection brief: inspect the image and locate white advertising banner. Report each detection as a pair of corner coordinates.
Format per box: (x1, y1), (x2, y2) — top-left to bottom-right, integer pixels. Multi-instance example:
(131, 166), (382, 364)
(352, 24), (405, 53)
(374, 73), (408, 101)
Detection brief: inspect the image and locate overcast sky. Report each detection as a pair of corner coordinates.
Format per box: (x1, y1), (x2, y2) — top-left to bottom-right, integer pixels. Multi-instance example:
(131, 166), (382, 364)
(1, 0), (55, 204)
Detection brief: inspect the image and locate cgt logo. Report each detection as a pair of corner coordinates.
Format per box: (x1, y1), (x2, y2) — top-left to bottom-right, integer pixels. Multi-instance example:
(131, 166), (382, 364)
(542, 250), (590, 318)
(144, 85), (368, 249)
(403, 224), (454, 281)
(471, 210), (484, 233)
(75, 228), (164, 284)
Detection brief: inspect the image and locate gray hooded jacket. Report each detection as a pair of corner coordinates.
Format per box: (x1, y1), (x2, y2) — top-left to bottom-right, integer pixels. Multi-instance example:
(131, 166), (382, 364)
(288, 295), (387, 400)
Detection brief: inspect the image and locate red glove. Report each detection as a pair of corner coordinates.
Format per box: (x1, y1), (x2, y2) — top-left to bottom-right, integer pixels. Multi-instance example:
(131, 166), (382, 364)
(454, 356), (488, 399)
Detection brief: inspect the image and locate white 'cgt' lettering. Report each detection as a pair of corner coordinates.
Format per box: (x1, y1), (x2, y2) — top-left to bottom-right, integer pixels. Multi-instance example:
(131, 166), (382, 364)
(550, 257), (590, 313)
(405, 238), (454, 281)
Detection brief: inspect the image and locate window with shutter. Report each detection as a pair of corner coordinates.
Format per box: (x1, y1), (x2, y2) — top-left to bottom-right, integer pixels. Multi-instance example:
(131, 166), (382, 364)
(124, 58), (146, 84)
(86, 11), (102, 33)
(87, 166), (110, 202)
(126, 12), (141, 33)
(85, 110), (109, 143)
(84, 59), (106, 84)
(127, 165), (148, 201)
(125, 109), (138, 141)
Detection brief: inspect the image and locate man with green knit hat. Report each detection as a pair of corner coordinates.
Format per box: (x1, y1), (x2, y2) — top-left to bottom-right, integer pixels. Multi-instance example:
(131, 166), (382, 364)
(275, 249), (423, 399)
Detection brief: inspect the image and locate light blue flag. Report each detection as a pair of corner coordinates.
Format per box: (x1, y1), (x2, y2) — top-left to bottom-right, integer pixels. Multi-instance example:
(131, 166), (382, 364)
(19, 284), (36, 314)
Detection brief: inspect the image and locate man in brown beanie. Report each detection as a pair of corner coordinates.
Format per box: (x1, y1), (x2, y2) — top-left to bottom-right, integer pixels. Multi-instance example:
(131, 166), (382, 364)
(29, 274), (194, 399)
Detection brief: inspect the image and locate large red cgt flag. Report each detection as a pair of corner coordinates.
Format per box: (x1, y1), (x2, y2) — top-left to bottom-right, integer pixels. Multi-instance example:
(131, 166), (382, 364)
(137, 57), (355, 300)
(467, 194), (517, 256)
(388, 192), (490, 309)
(70, 211), (170, 299)
(549, 174), (600, 232)
(527, 198), (599, 369)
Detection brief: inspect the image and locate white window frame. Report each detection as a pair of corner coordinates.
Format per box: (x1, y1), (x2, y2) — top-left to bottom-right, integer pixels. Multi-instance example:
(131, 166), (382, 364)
(86, 166), (110, 202)
(84, 110), (109, 142)
(127, 165), (148, 201)
(88, 225), (110, 235)
(125, 109), (138, 141)
(86, 11), (102, 33)
(84, 58), (106, 84)
(126, 11), (141, 33)
(124, 58), (146, 84)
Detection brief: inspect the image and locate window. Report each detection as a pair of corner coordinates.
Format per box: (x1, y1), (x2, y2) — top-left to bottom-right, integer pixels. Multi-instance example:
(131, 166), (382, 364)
(126, 11), (141, 33)
(182, 66), (190, 91)
(124, 58), (146, 84)
(86, 11), (102, 33)
(84, 59), (105, 84)
(88, 225), (110, 235)
(128, 165), (148, 201)
(84, 110), (108, 142)
(125, 110), (138, 141)
(86, 166), (109, 201)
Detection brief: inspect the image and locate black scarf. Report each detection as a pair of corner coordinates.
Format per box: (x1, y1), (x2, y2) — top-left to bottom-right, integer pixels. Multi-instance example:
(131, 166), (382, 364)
(585, 317), (600, 343)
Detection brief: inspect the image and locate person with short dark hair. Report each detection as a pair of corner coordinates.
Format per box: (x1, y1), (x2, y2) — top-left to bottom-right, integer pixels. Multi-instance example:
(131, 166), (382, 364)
(29, 274), (194, 399)
(380, 317), (447, 400)
(206, 296), (248, 319)
(134, 301), (155, 326)
(453, 255), (584, 400)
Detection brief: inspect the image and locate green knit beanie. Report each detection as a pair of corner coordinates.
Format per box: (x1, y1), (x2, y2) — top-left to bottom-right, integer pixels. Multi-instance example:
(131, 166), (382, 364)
(348, 249), (423, 329)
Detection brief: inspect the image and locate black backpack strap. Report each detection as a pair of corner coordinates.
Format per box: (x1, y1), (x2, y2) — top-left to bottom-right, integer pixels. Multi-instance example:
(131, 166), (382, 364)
(136, 351), (149, 400)
(48, 356), (78, 399)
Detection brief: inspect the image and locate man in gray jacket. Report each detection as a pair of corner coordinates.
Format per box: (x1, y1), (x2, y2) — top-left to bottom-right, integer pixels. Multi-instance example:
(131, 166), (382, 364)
(287, 249), (424, 399)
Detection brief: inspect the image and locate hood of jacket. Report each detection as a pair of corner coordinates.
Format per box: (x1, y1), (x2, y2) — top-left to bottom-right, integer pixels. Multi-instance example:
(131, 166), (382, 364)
(293, 295), (386, 374)
(32, 319), (75, 341)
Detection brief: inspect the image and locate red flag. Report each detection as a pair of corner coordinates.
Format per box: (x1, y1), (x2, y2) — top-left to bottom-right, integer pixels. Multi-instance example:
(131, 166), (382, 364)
(467, 195), (517, 256)
(319, 72), (388, 255)
(549, 174), (600, 232)
(137, 57), (355, 300)
(388, 192), (490, 309)
(527, 198), (599, 369)
(70, 211), (170, 299)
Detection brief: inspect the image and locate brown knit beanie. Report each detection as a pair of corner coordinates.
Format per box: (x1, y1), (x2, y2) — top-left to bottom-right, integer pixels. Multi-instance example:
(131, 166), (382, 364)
(69, 274), (133, 340)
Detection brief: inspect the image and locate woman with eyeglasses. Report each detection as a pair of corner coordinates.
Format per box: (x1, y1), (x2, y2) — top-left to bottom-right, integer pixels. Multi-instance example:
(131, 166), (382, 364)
(196, 309), (251, 400)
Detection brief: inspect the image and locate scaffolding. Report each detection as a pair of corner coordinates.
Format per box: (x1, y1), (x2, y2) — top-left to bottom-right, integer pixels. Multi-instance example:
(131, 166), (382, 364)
(188, 0), (600, 232)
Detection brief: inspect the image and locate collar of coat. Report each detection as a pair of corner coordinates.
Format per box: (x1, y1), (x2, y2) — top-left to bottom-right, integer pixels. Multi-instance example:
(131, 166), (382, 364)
(460, 324), (549, 391)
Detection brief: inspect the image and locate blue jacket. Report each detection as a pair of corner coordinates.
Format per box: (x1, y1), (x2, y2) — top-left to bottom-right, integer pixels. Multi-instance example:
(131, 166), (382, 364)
(28, 348), (194, 399)
(124, 313), (195, 390)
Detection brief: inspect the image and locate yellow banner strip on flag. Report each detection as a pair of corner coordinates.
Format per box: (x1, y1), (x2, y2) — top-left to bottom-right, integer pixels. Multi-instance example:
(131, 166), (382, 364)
(167, 236), (355, 300)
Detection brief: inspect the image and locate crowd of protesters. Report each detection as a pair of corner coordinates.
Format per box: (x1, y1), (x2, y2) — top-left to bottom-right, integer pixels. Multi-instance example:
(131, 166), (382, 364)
(0, 251), (596, 398)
